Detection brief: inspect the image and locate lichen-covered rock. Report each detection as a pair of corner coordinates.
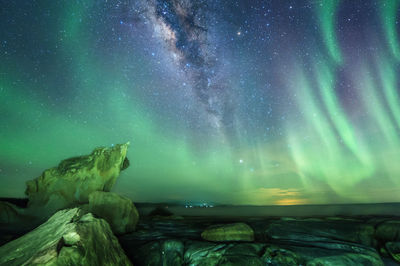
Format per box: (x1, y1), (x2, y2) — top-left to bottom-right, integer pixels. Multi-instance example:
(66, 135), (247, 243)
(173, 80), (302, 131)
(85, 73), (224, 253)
(0, 208), (132, 266)
(201, 223), (254, 242)
(88, 191), (139, 235)
(25, 143), (130, 216)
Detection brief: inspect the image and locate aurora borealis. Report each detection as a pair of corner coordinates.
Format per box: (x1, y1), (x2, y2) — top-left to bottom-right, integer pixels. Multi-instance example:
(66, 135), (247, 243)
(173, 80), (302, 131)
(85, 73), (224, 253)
(1, 0), (400, 205)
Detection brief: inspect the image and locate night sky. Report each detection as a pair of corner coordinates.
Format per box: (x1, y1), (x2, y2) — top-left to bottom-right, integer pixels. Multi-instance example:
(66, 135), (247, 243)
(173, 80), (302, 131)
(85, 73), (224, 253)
(1, 0), (400, 205)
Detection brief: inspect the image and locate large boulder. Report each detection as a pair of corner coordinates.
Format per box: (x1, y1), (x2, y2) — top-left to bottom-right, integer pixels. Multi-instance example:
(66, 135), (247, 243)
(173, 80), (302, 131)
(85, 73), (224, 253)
(25, 143), (130, 216)
(88, 191), (139, 235)
(0, 208), (132, 265)
(201, 223), (254, 242)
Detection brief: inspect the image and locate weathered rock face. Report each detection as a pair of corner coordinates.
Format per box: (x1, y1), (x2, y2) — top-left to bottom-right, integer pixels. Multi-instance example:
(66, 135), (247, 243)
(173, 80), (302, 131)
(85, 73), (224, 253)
(0, 208), (132, 266)
(88, 191), (139, 235)
(201, 223), (254, 242)
(25, 143), (130, 215)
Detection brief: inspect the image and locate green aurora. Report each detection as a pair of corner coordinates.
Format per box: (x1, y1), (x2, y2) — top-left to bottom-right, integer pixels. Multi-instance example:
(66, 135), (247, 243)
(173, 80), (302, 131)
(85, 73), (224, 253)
(1, 0), (400, 205)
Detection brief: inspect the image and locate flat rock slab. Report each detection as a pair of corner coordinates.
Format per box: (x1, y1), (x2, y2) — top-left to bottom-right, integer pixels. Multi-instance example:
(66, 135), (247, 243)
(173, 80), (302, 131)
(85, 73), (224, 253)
(0, 208), (132, 266)
(263, 243), (384, 266)
(201, 222), (255, 242)
(263, 217), (375, 246)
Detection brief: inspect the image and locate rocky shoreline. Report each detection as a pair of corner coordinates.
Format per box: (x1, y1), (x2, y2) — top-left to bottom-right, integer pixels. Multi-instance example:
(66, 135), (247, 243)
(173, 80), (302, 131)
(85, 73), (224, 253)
(0, 143), (399, 265)
(119, 214), (400, 265)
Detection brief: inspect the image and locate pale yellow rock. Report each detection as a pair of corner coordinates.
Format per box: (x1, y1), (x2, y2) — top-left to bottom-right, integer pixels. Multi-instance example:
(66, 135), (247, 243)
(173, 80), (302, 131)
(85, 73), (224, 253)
(201, 222), (255, 242)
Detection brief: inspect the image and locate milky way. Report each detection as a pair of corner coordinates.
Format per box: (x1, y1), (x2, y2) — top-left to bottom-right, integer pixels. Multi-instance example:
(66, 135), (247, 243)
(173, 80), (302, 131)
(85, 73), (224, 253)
(131, 0), (236, 136)
(1, 0), (400, 205)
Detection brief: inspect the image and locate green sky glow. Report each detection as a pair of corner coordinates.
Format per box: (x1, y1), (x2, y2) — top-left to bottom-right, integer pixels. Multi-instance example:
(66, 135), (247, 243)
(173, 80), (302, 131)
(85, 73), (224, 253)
(1, 0), (400, 205)
(381, 0), (400, 60)
(316, 0), (343, 65)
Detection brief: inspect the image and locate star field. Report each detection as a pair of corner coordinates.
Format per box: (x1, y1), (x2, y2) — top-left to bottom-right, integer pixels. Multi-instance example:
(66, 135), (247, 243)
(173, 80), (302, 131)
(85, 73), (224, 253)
(1, 0), (400, 205)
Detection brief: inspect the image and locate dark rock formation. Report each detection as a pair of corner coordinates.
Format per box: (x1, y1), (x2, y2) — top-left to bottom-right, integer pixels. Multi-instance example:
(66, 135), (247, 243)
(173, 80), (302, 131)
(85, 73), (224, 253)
(118, 216), (398, 265)
(263, 217), (375, 246)
(386, 242), (400, 263)
(0, 201), (25, 224)
(148, 206), (174, 217)
(134, 240), (185, 266)
(201, 222), (255, 242)
(262, 242), (383, 265)
(88, 191), (139, 235)
(0, 208), (132, 265)
(184, 241), (265, 265)
(0, 198), (28, 208)
(376, 220), (400, 242)
(24, 143), (130, 216)
(148, 206), (183, 220)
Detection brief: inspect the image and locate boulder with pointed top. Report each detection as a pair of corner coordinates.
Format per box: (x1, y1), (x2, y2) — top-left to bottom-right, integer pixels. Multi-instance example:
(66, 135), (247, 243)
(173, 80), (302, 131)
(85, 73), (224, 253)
(25, 143), (130, 216)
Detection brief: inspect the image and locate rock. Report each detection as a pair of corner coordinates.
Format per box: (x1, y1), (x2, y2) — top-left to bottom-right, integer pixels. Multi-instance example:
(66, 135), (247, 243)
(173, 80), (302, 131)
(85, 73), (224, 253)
(0, 208), (132, 266)
(88, 191), (139, 235)
(0, 201), (38, 246)
(62, 231), (81, 246)
(0, 201), (24, 224)
(264, 217), (375, 246)
(262, 245), (302, 265)
(201, 223), (254, 242)
(376, 220), (400, 242)
(148, 206), (174, 217)
(184, 241), (265, 266)
(262, 243), (384, 266)
(0, 197), (28, 208)
(386, 242), (400, 263)
(306, 253), (383, 266)
(25, 143), (130, 216)
(119, 219), (203, 244)
(132, 240), (184, 266)
(147, 206), (183, 220)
